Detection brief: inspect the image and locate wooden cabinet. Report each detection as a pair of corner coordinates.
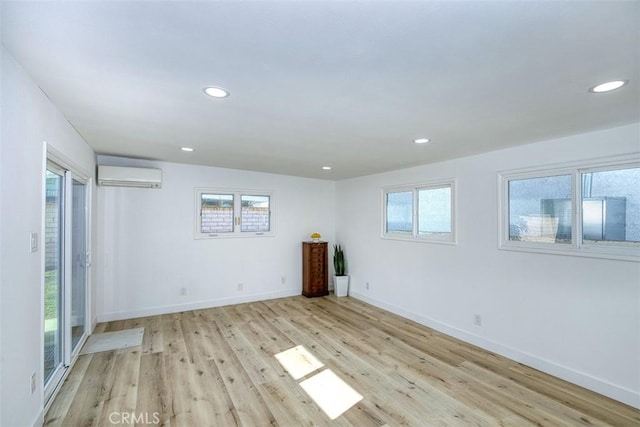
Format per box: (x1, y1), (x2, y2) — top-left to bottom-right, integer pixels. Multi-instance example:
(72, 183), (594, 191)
(302, 241), (328, 297)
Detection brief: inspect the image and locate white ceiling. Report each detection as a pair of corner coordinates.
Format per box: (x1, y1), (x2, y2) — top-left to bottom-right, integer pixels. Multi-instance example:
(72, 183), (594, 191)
(2, 1), (638, 180)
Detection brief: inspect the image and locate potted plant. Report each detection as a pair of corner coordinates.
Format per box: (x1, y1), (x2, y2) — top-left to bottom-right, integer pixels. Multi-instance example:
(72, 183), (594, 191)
(333, 244), (349, 297)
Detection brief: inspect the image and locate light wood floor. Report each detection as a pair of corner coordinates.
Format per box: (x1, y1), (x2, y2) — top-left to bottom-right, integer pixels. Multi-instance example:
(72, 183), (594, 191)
(45, 295), (639, 426)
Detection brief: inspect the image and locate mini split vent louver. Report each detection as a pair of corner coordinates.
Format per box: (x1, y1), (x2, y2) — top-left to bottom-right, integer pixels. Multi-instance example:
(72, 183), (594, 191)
(97, 165), (162, 188)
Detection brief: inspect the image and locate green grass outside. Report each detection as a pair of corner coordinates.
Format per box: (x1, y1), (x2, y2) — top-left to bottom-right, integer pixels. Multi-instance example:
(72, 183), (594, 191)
(45, 269), (58, 320)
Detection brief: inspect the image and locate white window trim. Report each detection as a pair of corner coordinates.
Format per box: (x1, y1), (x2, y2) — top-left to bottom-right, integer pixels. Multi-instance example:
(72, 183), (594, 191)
(498, 154), (640, 262)
(381, 178), (456, 245)
(195, 187), (275, 239)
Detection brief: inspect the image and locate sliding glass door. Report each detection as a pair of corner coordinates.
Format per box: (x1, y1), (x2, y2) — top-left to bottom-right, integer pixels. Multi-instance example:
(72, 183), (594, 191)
(44, 161), (89, 402)
(44, 166), (64, 394)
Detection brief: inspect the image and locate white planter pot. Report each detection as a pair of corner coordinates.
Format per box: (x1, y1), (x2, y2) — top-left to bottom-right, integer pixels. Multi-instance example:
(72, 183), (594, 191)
(334, 275), (349, 297)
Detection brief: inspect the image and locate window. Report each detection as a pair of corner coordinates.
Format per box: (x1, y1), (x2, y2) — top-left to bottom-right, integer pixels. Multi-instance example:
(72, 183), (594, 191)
(241, 195), (271, 232)
(196, 188), (273, 238)
(386, 191), (413, 234)
(582, 167), (639, 246)
(499, 157), (640, 261)
(383, 180), (455, 243)
(508, 174), (573, 244)
(200, 193), (234, 234)
(418, 186), (452, 237)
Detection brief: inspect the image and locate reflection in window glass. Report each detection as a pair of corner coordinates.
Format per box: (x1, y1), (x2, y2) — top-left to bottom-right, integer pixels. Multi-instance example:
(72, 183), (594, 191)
(386, 191), (413, 233)
(508, 175), (572, 243)
(201, 194), (234, 233)
(582, 167), (640, 243)
(241, 195), (270, 232)
(44, 170), (63, 386)
(418, 187), (451, 236)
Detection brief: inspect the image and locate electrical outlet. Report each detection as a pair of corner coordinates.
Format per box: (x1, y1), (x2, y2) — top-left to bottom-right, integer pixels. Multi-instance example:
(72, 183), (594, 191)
(474, 314), (482, 326)
(30, 373), (36, 394)
(281, 276), (286, 285)
(237, 283), (244, 291)
(180, 287), (187, 296)
(366, 282), (370, 290)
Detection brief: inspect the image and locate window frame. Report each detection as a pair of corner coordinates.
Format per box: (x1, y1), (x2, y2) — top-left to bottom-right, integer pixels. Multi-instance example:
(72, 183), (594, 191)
(195, 188), (275, 239)
(382, 179), (456, 244)
(498, 155), (640, 262)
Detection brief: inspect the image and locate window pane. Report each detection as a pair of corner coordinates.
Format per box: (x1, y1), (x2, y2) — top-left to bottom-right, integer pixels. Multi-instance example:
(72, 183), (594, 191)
(44, 170), (63, 386)
(241, 195), (270, 232)
(508, 175), (572, 243)
(582, 167), (640, 243)
(418, 186), (451, 235)
(201, 194), (234, 233)
(386, 191), (413, 233)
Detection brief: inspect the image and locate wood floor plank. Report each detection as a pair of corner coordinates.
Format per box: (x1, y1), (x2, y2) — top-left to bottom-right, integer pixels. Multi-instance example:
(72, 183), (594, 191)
(199, 317), (278, 426)
(214, 310), (288, 385)
(130, 315), (164, 355)
(135, 352), (171, 426)
(45, 296), (639, 426)
(506, 364), (640, 426)
(58, 351), (118, 426)
(458, 361), (610, 426)
(43, 354), (92, 426)
(101, 347), (142, 421)
(163, 313), (240, 427)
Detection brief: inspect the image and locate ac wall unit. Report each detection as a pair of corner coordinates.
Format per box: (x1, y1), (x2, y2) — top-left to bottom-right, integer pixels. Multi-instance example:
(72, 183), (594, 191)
(98, 165), (162, 188)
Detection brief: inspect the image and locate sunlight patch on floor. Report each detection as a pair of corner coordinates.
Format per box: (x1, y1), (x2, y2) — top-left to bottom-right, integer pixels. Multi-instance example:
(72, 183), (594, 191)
(275, 345), (363, 419)
(274, 345), (324, 380)
(299, 369), (363, 420)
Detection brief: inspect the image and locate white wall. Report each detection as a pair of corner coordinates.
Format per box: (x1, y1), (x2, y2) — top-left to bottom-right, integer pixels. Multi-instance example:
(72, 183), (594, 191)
(97, 156), (336, 321)
(0, 12), (4, 425)
(336, 123), (640, 407)
(0, 47), (96, 427)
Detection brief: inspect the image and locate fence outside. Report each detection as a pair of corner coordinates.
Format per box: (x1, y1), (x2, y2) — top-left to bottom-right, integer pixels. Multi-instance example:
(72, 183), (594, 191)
(201, 206), (269, 233)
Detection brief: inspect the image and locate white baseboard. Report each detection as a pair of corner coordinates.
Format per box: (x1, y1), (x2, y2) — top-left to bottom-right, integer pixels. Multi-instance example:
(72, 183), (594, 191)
(349, 290), (640, 409)
(97, 289), (301, 323)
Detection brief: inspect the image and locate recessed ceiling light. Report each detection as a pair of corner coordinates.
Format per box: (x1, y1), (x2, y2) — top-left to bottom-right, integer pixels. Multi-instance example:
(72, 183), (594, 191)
(180, 147), (195, 152)
(413, 138), (430, 144)
(322, 166), (332, 170)
(203, 86), (230, 98)
(589, 80), (628, 93)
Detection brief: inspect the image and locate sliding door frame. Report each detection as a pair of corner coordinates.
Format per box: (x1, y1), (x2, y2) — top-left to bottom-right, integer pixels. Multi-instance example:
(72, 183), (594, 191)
(43, 161), (66, 403)
(43, 143), (92, 406)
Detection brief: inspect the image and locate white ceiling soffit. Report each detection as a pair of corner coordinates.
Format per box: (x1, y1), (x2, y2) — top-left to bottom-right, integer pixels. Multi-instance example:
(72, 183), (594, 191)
(2, 1), (638, 180)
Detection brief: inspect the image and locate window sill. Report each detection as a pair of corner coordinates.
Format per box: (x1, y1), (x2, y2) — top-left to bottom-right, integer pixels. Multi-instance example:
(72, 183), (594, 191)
(499, 241), (640, 262)
(381, 234), (457, 245)
(195, 232), (275, 240)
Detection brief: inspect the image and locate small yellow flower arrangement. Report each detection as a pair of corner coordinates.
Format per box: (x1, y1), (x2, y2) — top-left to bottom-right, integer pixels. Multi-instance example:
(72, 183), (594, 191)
(310, 232), (321, 242)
